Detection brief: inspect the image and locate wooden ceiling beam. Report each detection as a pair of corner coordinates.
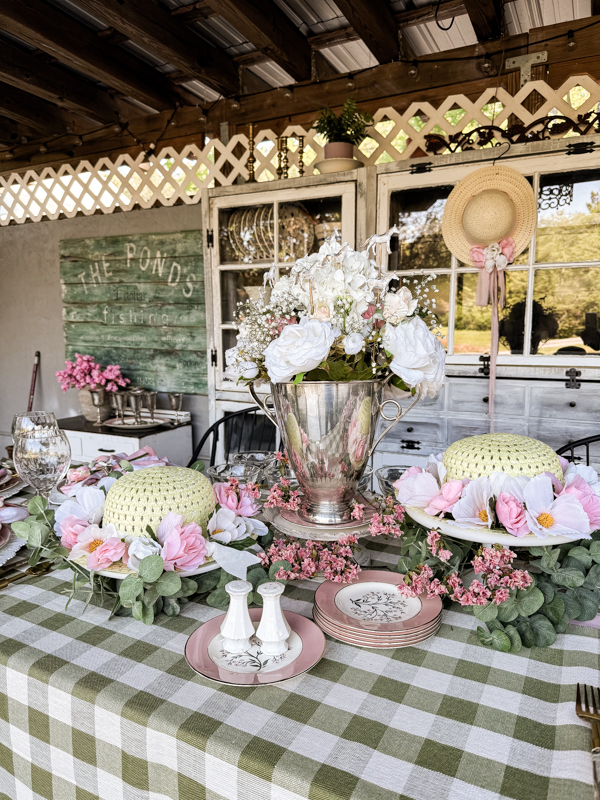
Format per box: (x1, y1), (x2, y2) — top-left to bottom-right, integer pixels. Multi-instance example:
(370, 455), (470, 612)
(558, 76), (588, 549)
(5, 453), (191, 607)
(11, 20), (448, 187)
(73, 0), (240, 96)
(395, 0), (466, 27)
(333, 0), (398, 64)
(206, 0), (312, 82)
(463, 0), (504, 42)
(171, 2), (215, 23)
(0, 40), (119, 125)
(0, 81), (86, 135)
(0, 0), (176, 113)
(0, 115), (27, 146)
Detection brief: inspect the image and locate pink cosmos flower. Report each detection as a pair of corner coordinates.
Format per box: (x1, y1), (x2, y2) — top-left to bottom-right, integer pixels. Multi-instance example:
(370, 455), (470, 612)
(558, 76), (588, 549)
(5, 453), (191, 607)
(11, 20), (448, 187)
(394, 471), (439, 509)
(70, 523), (123, 568)
(423, 480), (464, 517)
(213, 481), (260, 517)
(59, 515), (90, 550)
(395, 465), (424, 484)
(562, 475), (600, 531)
(495, 492), (529, 537)
(523, 474), (591, 539)
(88, 537), (128, 571)
(156, 511), (208, 572)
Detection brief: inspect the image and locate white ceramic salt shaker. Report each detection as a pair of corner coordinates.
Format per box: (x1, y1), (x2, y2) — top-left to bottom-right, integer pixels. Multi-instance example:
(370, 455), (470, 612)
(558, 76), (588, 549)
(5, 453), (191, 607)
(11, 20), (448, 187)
(220, 581), (254, 654)
(256, 582), (290, 655)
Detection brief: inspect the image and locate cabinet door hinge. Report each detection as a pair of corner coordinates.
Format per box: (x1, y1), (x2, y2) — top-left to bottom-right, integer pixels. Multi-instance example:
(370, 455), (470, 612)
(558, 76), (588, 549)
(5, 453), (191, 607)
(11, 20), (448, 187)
(210, 348), (218, 367)
(206, 229), (214, 247)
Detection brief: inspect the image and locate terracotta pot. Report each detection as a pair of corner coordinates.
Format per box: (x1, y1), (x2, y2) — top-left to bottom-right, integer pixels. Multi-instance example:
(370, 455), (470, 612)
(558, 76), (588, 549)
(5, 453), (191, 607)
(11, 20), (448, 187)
(323, 142), (355, 159)
(78, 387), (112, 423)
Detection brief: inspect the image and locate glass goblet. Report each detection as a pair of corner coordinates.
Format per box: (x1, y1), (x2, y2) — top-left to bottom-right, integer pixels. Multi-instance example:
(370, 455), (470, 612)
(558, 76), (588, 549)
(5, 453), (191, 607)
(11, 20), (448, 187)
(12, 411), (58, 441)
(13, 429), (71, 500)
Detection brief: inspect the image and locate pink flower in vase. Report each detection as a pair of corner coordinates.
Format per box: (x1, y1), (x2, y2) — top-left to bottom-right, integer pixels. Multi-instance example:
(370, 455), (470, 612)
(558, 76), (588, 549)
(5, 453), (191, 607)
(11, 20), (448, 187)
(495, 492), (530, 537)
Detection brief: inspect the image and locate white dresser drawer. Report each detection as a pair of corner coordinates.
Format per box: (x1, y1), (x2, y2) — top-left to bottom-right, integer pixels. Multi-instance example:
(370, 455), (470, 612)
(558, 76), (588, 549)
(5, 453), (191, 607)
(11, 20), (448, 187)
(447, 380), (526, 417)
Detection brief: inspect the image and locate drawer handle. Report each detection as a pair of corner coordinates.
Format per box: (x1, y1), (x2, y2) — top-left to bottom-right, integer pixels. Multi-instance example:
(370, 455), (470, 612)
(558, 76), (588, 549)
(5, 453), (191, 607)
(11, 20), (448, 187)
(482, 396), (489, 403)
(570, 401), (577, 408)
(406, 426), (414, 433)
(97, 448), (116, 453)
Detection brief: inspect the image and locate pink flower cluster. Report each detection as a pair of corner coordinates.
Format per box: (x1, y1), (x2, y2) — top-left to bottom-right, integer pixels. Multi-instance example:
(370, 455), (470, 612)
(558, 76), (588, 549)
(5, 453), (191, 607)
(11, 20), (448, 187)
(56, 353), (129, 393)
(367, 496), (405, 538)
(213, 478), (260, 517)
(259, 535), (360, 583)
(398, 542), (532, 609)
(264, 479), (303, 511)
(426, 531), (452, 562)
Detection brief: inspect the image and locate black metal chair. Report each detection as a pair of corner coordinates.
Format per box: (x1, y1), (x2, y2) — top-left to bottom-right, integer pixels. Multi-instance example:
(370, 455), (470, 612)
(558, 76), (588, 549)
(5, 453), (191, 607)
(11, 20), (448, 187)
(556, 434), (600, 465)
(187, 405), (277, 468)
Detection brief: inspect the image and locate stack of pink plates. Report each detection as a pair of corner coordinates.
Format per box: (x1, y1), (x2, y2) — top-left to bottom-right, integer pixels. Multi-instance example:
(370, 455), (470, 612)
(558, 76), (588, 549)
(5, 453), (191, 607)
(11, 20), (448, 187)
(313, 570), (443, 648)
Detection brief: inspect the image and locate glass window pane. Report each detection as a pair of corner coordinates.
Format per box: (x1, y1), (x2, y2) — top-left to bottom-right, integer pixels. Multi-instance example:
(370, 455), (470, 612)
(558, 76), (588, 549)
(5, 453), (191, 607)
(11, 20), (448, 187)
(278, 197), (342, 263)
(532, 266), (600, 355)
(454, 271), (528, 354)
(536, 169), (600, 263)
(397, 273), (451, 350)
(219, 204), (274, 264)
(388, 185), (453, 270)
(221, 269), (266, 323)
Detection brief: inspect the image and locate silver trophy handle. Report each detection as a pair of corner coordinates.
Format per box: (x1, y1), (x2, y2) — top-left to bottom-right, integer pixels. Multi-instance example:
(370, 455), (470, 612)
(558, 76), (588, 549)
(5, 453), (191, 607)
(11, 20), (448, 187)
(368, 394), (420, 458)
(249, 382), (278, 428)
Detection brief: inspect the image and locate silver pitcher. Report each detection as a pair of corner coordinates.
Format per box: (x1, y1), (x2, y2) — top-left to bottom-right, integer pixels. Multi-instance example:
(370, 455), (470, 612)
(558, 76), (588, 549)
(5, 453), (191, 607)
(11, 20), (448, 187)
(250, 380), (417, 525)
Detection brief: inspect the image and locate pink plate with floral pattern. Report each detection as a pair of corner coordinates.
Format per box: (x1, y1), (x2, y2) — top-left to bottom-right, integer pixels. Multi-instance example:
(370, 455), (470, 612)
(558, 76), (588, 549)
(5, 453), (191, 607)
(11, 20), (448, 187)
(185, 608), (326, 686)
(314, 569), (442, 633)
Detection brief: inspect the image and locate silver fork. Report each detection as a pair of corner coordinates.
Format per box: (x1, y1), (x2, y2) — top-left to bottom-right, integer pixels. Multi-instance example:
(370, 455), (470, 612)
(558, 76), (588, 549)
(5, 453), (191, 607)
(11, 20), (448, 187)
(576, 683), (600, 800)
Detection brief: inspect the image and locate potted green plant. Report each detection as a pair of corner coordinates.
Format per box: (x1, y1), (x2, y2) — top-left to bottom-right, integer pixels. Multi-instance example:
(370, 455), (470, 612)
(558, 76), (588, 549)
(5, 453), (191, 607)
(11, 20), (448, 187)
(312, 97), (374, 161)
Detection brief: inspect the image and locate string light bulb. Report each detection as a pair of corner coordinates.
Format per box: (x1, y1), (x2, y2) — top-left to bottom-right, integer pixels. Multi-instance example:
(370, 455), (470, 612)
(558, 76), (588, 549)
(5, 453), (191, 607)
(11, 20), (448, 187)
(198, 111), (207, 123)
(231, 97), (241, 110)
(408, 60), (418, 79)
(283, 87), (293, 99)
(112, 124), (122, 134)
(39, 145), (48, 154)
(346, 74), (355, 90)
(481, 54), (493, 74)
(567, 29), (576, 48)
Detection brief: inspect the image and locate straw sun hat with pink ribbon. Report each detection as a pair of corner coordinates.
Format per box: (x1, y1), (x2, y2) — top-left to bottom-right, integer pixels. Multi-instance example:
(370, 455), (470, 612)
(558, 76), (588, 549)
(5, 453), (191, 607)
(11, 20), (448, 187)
(441, 165), (537, 429)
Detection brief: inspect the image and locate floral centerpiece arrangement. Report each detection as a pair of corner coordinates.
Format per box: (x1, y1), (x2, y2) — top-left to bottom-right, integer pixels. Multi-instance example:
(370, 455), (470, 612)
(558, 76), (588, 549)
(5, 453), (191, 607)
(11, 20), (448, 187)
(224, 231), (445, 396)
(10, 449), (276, 624)
(56, 353), (129, 392)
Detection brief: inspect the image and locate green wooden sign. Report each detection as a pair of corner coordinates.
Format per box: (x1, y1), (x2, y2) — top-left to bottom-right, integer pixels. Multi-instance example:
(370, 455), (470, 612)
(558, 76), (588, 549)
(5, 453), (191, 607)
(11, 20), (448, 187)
(59, 230), (207, 393)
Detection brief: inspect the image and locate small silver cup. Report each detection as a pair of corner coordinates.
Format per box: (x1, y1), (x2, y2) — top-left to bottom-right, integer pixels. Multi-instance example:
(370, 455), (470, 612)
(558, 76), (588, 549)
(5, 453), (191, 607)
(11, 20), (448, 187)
(89, 387), (106, 427)
(128, 389), (145, 425)
(168, 392), (183, 424)
(144, 391), (158, 423)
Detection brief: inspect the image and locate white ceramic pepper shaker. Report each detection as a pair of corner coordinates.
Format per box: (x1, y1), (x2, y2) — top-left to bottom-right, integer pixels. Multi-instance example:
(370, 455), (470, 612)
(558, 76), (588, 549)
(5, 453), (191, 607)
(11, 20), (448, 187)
(220, 581), (254, 654)
(256, 582), (290, 655)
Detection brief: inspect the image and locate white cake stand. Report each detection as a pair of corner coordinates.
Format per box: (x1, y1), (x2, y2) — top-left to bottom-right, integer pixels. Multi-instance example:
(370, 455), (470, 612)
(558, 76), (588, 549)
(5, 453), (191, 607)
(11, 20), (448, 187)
(406, 506), (575, 547)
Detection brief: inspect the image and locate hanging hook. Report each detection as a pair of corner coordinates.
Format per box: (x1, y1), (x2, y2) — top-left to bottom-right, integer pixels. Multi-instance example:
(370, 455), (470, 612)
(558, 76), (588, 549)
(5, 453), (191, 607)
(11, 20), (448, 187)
(492, 140), (511, 167)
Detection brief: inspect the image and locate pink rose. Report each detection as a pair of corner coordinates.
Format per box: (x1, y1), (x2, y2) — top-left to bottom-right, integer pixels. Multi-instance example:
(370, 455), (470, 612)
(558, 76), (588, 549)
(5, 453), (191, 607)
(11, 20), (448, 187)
(314, 305), (331, 321)
(67, 466), (91, 484)
(157, 512), (208, 572)
(60, 515), (89, 550)
(563, 475), (600, 530)
(424, 480), (464, 517)
(213, 482), (260, 517)
(87, 537), (127, 571)
(499, 237), (515, 263)
(496, 492), (529, 537)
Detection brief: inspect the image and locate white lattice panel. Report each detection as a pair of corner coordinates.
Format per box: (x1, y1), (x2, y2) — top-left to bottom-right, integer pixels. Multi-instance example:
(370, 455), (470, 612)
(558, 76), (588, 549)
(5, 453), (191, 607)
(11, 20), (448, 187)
(1, 76), (598, 226)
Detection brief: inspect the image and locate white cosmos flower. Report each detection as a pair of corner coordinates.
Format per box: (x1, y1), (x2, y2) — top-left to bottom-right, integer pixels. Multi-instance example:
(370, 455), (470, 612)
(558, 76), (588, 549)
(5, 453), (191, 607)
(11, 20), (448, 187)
(383, 316), (446, 398)
(394, 471), (439, 508)
(451, 477), (494, 528)
(523, 474), (591, 539)
(241, 517), (268, 537)
(124, 536), (161, 572)
(343, 332), (365, 355)
(54, 486), (106, 532)
(425, 453), (447, 484)
(264, 316), (336, 383)
(208, 507), (248, 543)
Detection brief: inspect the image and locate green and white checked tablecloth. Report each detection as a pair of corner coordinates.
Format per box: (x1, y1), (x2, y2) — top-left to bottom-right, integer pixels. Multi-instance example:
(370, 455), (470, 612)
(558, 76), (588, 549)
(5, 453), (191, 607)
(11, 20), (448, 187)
(0, 537), (598, 800)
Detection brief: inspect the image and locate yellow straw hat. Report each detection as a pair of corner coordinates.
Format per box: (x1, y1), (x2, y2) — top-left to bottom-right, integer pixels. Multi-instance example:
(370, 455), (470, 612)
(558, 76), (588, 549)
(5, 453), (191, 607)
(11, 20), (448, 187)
(441, 165), (536, 265)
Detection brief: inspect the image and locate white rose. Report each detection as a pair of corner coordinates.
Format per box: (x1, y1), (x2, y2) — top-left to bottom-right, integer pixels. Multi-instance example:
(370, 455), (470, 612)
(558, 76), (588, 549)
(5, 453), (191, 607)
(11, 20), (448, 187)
(383, 287), (418, 324)
(125, 536), (162, 572)
(240, 361), (259, 380)
(343, 332), (365, 355)
(383, 316), (446, 397)
(264, 316), (336, 383)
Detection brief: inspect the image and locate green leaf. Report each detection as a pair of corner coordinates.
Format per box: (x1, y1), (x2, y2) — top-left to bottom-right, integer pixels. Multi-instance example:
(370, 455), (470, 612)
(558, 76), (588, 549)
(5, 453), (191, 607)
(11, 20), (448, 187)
(566, 546), (593, 569)
(108, 470), (123, 479)
(535, 576), (555, 605)
(589, 541), (600, 563)
(27, 496), (47, 515)
(27, 525), (43, 549)
(206, 587), (230, 610)
(137, 555), (164, 584)
(473, 602), (498, 622)
(194, 571), (220, 594)
(562, 589), (582, 620)
(496, 598), (519, 623)
(477, 626), (511, 652)
(515, 586), (545, 617)
(142, 585), (159, 607)
(156, 571), (181, 597)
(583, 563), (600, 591)
(551, 567), (585, 588)
(504, 625), (522, 653)
(119, 574), (143, 605)
(562, 556), (588, 574)
(528, 546), (549, 557)
(540, 594), (565, 626)
(269, 559), (292, 581)
(485, 619), (505, 632)
(190, 460), (205, 473)
(28, 548), (41, 567)
(11, 521), (31, 540)
(553, 612), (570, 635)
(574, 587), (600, 621)
(217, 570), (236, 588)
(225, 536), (257, 551)
(132, 600), (144, 621)
(539, 550), (560, 574)
(515, 618), (535, 649)
(292, 372), (305, 385)
(140, 603), (154, 624)
(176, 577), (198, 598)
(246, 567), (269, 588)
(153, 597), (164, 616)
(145, 524), (159, 542)
(162, 597), (180, 617)
(120, 459), (134, 472)
(529, 614), (557, 648)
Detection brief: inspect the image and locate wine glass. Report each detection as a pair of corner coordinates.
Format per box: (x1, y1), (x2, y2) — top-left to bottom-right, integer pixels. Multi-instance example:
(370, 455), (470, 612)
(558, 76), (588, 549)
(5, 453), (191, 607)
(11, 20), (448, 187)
(11, 412), (58, 442)
(13, 429), (71, 500)
(168, 392), (183, 424)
